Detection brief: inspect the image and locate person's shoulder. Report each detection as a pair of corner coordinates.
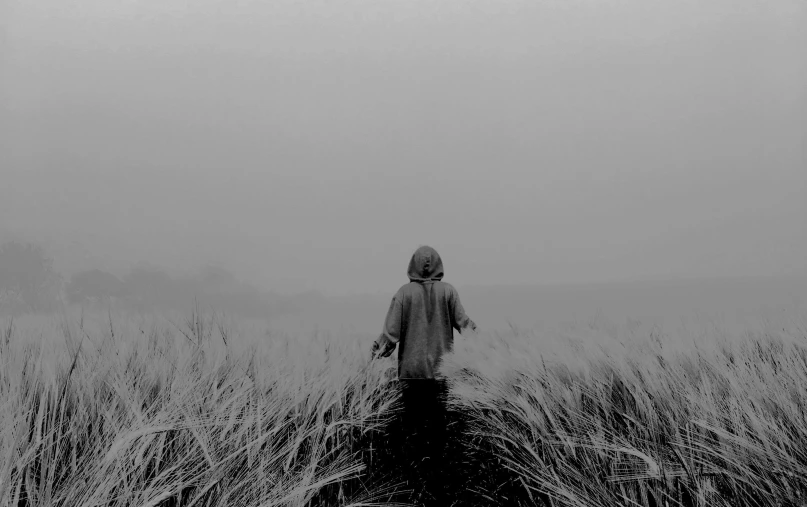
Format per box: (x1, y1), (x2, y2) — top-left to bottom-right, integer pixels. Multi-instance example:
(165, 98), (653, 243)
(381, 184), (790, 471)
(435, 281), (459, 295)
(394, 283), (415, 297)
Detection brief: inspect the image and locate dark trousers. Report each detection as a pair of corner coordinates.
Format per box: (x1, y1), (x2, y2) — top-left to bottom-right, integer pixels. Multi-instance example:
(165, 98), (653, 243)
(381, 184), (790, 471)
(397, 379), (449, 505)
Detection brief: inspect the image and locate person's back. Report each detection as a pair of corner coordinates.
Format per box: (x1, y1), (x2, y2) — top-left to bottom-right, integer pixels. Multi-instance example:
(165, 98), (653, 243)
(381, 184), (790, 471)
(370, 245), (476, 505)
(372, 245), (476, 378)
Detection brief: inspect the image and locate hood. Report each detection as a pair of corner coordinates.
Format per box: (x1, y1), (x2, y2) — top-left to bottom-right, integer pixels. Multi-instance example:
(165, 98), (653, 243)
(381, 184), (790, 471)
(407, 245), (444, 282)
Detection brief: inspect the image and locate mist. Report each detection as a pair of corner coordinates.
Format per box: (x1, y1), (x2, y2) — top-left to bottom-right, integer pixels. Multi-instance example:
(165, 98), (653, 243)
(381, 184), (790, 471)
(2, 0), (806, 297)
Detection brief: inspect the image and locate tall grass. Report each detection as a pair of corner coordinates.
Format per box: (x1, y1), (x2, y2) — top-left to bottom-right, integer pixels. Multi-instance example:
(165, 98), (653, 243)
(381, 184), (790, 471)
(1, 308), (806, 506)
(0, 310), (401, 507)
(440, 315), (807, 506)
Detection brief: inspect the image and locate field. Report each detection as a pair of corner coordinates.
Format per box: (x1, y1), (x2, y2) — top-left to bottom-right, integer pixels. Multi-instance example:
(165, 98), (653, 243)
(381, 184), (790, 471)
(1, 306), (806, 507)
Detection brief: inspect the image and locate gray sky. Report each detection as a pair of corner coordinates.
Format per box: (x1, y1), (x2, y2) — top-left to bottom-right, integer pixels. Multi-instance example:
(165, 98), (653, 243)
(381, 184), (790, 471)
(2, 0), (806, 295)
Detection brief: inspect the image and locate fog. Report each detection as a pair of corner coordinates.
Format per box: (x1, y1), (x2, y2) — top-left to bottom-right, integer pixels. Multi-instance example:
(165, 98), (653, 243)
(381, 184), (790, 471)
(2, 0), (806, 298)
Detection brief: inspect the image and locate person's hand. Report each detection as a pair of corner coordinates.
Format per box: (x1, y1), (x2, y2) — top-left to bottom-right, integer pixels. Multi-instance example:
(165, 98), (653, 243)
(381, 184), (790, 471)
(371, 335), (395, 360)
(370, 340), (381, 361)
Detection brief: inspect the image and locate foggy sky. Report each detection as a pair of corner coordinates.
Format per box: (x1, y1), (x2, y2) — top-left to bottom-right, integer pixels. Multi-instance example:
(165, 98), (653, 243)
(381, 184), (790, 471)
(2, 0), (806, 295)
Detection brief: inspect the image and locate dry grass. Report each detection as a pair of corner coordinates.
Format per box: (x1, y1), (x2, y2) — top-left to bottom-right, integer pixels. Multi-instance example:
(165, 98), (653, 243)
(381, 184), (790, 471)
(0, 310), (401, 507)
(1, 307), (806, 506)
(440, 314), (807, 506)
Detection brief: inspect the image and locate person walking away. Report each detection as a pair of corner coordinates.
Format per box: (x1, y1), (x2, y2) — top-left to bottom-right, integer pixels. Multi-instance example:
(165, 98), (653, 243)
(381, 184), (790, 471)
(371, 245), (477, 505)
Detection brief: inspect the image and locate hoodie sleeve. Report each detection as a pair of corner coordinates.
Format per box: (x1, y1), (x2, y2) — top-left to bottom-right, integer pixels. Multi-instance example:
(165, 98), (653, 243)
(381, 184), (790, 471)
(372, 294), (403, 358)
(450, 286), (477, 332)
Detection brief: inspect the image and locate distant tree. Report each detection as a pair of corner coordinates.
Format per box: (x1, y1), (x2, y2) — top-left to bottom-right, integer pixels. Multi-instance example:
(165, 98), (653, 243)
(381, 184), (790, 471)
(198, 265), (239, 293)
(123, 265), (181, 312)
(120, 263), (274, 318)
(65, 269), (128, 306)
(0, 241), (62, 314)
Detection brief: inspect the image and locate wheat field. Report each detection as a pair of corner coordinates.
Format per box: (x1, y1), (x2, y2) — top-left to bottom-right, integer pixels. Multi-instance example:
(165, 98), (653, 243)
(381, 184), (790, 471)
(1, 307), (806, 507)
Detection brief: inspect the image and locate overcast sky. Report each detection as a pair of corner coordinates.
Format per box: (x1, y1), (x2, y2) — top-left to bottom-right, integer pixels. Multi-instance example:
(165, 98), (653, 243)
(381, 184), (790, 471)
(2, 0), (805, 295)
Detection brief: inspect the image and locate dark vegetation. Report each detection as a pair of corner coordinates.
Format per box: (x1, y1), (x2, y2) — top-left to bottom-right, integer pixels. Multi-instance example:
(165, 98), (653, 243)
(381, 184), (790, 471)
(0, 242), (61, 314)
(0, 240), (316, 319)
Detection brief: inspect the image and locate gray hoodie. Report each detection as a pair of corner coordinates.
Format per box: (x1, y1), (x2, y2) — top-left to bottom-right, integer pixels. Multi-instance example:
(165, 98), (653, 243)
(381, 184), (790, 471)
(372, 246), (476, 379)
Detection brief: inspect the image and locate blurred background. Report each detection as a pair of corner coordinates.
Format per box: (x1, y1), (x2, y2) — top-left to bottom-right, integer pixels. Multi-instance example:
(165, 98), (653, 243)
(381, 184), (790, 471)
(2, 0), (805, 333)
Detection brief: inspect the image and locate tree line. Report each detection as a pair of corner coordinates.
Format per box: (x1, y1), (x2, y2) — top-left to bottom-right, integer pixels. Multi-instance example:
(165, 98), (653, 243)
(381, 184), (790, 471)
(0, 240), (308, 318)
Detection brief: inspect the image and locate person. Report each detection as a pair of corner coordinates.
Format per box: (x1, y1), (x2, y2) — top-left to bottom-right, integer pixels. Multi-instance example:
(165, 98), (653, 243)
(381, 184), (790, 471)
(370, 245), (477, 505)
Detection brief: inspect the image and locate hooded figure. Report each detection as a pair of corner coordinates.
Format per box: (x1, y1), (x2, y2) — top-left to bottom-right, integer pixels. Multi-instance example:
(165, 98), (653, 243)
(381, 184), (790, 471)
(371, 246), (476, 504)
(371, 245), (476, 378)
